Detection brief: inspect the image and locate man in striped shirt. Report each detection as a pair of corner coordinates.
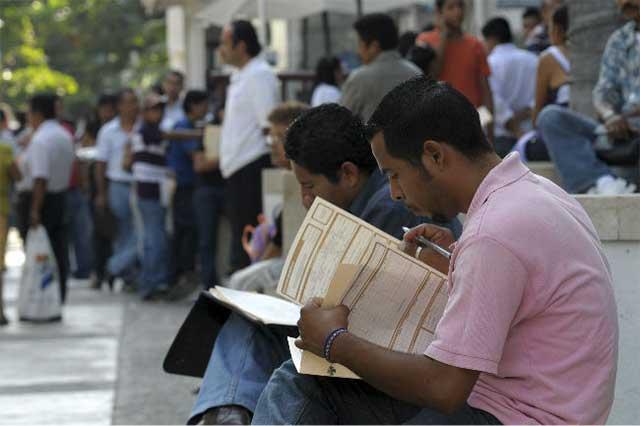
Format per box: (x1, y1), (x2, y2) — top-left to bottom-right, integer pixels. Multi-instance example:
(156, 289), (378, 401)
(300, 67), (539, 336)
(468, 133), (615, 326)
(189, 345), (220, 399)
(130, 93), (171, 300)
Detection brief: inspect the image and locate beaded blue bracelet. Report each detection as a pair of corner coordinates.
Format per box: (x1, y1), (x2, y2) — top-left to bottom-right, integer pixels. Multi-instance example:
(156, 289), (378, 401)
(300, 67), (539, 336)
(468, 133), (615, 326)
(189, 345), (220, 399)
(323, 327), (348, 362)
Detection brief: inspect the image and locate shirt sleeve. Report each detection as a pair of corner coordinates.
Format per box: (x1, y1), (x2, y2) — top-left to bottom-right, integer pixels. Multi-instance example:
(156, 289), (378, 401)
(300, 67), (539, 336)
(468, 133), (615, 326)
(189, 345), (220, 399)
(94, 126), (110, 162)
(339, 73), (366, 120)
(29, 139), (50, 181)
(593, 31), (624, 116)
(425, 236), (527, 374)
(250, 72), (280, 129)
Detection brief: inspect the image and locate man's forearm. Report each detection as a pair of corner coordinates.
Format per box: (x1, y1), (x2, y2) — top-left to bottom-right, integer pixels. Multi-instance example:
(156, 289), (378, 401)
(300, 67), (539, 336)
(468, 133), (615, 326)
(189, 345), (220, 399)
(330, 333), (478, 415)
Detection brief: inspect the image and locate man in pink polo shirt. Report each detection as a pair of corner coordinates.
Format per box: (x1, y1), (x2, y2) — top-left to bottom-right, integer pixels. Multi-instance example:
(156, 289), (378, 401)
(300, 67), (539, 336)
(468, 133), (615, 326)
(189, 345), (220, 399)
(252, 76), (618, 425)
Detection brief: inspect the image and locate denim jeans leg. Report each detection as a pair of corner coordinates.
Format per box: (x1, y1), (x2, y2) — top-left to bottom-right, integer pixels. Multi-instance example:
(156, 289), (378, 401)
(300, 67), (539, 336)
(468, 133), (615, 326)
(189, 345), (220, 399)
(67, 189), (94, 279)
(537, 105), (612, 193)
(253, 360), (501, 425)
(107, 182), (138, 277)
(189, 313), (291, 423)
(137, 198), (168, 297)
(193, 186), (224, 288)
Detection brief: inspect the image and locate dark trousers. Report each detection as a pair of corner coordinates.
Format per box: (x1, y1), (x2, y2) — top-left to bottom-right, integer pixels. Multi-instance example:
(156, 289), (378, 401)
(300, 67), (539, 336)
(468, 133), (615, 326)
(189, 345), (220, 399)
(224, 155), (271, 273)
(193, 185), (225, 288)
(17, 191), (69, 303)
(170, 185), (197, 284)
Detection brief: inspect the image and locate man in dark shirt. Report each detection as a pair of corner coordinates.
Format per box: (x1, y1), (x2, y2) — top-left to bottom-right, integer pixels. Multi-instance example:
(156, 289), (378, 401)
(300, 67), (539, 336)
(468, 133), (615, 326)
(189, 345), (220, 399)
(189, 104), (461, 425)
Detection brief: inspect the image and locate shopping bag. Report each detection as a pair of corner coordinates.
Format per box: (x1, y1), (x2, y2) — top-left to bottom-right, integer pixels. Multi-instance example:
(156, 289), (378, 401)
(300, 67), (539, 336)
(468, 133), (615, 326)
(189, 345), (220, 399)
(18, 226), (62, 322)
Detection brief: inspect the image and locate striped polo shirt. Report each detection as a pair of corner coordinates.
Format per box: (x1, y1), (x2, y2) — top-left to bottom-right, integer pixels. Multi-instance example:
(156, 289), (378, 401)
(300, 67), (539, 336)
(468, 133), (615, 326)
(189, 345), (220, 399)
(132, 123), (167, 200)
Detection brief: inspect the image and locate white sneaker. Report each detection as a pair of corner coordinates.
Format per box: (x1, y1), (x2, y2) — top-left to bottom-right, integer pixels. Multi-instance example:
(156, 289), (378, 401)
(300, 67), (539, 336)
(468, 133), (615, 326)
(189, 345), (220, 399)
(587, 176), (637, 195)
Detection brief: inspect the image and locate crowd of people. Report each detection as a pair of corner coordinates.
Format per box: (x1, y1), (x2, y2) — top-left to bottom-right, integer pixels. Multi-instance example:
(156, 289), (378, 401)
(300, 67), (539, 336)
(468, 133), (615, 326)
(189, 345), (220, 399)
(0, 0), (635, 423)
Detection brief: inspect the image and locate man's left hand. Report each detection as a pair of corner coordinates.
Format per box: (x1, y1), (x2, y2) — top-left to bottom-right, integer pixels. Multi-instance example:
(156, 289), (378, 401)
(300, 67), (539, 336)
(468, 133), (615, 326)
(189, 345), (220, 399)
(295, 297), (350, 358)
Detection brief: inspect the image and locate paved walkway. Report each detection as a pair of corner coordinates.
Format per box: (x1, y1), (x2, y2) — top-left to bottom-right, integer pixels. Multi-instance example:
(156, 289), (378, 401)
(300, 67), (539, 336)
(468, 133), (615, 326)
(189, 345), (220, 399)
(0, 231), (200, 425)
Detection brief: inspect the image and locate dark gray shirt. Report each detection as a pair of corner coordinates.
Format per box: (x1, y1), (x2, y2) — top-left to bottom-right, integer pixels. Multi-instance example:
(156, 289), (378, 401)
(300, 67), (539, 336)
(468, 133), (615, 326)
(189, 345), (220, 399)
(349, 170), (462, 240)
(340, 51), (422, 121)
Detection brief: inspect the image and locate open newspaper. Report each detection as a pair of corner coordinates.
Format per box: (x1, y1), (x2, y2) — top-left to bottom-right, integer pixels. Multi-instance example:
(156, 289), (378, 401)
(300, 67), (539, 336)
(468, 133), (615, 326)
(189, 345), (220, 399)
(208, 197), (448, 379)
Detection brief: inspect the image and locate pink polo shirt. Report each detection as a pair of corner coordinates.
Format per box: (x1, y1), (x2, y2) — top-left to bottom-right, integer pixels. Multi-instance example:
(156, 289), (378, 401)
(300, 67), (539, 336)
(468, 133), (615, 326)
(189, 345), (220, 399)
(425, 153), (618, 424)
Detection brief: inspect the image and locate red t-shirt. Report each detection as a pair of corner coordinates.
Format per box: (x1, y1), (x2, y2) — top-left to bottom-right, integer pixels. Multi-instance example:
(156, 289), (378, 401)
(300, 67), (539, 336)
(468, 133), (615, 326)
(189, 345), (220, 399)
(417, 31), (491, 107)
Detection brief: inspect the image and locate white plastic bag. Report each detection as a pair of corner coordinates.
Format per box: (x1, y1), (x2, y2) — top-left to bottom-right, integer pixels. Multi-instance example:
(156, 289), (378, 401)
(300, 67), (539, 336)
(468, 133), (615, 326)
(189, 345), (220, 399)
(18, 226), (62, 322)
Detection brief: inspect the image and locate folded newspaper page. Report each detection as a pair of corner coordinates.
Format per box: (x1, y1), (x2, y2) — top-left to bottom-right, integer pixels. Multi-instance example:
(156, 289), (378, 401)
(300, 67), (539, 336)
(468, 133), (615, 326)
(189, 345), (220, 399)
(279, 198), (449, 379)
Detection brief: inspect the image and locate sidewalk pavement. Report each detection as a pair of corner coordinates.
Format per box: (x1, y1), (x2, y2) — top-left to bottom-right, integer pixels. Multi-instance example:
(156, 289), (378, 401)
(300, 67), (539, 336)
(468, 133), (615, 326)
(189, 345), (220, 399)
(0, 231), (200, 425)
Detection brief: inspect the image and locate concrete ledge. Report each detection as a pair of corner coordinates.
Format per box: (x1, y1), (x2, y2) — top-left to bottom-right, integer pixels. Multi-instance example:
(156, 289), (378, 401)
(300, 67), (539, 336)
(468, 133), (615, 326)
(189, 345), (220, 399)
(575, 194), (640, 241)
(528, 161), (561, 186)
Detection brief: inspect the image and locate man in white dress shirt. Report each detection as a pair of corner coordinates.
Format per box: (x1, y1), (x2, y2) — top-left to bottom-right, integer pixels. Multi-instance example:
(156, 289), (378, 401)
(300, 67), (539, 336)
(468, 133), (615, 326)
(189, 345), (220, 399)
(218, 20), (279, 272)
(482, 17), (538, 157)
(19, 94), (74, 303)
(94, 89), (141, 287)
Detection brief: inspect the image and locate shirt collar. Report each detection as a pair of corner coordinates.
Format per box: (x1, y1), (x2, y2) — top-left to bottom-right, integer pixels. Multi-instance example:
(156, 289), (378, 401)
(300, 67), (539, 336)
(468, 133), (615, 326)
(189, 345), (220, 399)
(371, 50), (402, 65)
(619, 21), (637, 49)
(466, 152), (530, 219)
(491, 43), (517, 55)
(232, 56), (265, 82)
(348, 169), (386, 217)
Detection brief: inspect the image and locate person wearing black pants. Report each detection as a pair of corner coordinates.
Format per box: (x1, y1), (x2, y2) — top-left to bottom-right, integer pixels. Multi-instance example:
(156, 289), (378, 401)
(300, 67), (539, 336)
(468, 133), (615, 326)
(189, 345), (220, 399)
(17, 192), (69, 303)
(224, 154), (271, 272)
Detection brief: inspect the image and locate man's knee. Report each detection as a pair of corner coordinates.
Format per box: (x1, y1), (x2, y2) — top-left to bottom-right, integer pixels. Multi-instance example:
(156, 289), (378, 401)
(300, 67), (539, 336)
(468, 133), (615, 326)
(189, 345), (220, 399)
(536, 104), (566, 130)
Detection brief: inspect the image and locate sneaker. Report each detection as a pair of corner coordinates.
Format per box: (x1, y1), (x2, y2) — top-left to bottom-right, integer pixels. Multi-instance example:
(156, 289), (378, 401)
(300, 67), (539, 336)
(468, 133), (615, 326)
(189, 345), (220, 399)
(587, 176), (637, 195)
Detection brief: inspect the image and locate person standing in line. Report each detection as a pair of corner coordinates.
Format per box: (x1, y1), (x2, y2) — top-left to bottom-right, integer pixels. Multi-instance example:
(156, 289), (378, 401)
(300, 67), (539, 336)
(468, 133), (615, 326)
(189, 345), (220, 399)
(310, 57), (344, 107)
(94, 89), (141, 289)
(128, 94), (171, 301)
(182, 90), (226, 290)
(17, 94), (74, 303)
(417, 0), (494, 141)
(0, 121), (21, 325)
(160, 70), (187, 133)
(217, 20), (279, 274)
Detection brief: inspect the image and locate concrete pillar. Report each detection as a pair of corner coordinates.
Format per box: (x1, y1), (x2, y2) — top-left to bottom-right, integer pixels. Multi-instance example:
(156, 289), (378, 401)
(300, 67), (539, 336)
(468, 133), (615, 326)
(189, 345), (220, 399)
(166, 6), (187, 74)
(568, 0), (620, 117)
(185, 15), (207, 88)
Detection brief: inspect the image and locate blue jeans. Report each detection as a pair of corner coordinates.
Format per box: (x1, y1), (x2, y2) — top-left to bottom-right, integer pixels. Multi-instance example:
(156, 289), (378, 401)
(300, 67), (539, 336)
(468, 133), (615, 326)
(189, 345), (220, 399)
(136, 197), (169, 297)
(107, 181), (138, 278)
(193, 185), (224, 288)
(189, 313), (291, 423)
(66, 188), (94, 279)
(537, 105), (612, 193)
(253, 360), (500, 425)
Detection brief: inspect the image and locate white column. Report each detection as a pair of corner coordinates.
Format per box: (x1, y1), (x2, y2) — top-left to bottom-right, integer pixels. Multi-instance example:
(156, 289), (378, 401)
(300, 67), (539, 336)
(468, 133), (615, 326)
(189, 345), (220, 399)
(185, 16), (207, 88)
(166, 5), (187, 73)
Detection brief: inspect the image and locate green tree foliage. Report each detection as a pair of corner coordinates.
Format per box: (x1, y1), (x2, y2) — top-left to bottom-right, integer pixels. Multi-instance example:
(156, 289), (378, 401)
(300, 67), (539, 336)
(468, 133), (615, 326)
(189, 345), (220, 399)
(0, 0), (167, 117)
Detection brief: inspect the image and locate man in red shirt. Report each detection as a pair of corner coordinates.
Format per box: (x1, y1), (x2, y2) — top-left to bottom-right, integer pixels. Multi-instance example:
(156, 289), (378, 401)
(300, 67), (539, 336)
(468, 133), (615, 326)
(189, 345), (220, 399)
(417, 0), (494, 141)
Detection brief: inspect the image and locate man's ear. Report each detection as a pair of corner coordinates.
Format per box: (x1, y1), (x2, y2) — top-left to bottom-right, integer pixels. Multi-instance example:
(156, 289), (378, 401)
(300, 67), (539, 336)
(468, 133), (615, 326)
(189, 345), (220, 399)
(421, 140), (446, 172)
(339, 162), (360, 187)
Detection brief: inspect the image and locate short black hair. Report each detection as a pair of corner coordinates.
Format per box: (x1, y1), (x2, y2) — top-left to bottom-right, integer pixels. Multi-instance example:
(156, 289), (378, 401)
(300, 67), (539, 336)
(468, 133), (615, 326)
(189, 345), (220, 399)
(29, 93), (58, 120)
(231, 20), (262, 57)
(435, 0), (447, 10)
(285, 103), (377, 183)
(353, 13), (399, 51)
(368, 76), (493, 163)
(398, 31), (418, 57)
(552, 5), (569, 34)
(183, 90), (209, 114)
(97, 93), (118, 108)
(482, 17), (513, 44)
(117, 88), (137, 103)
(407, 45), (436, 75)
(314, 56), (341, 87)
(522, 7), (542, 20)
(166, 69), (185, 84)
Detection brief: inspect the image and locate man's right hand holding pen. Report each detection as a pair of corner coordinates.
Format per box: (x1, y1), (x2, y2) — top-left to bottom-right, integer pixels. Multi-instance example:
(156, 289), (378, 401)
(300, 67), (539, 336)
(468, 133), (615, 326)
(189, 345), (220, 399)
(402, 224), (454, 275)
